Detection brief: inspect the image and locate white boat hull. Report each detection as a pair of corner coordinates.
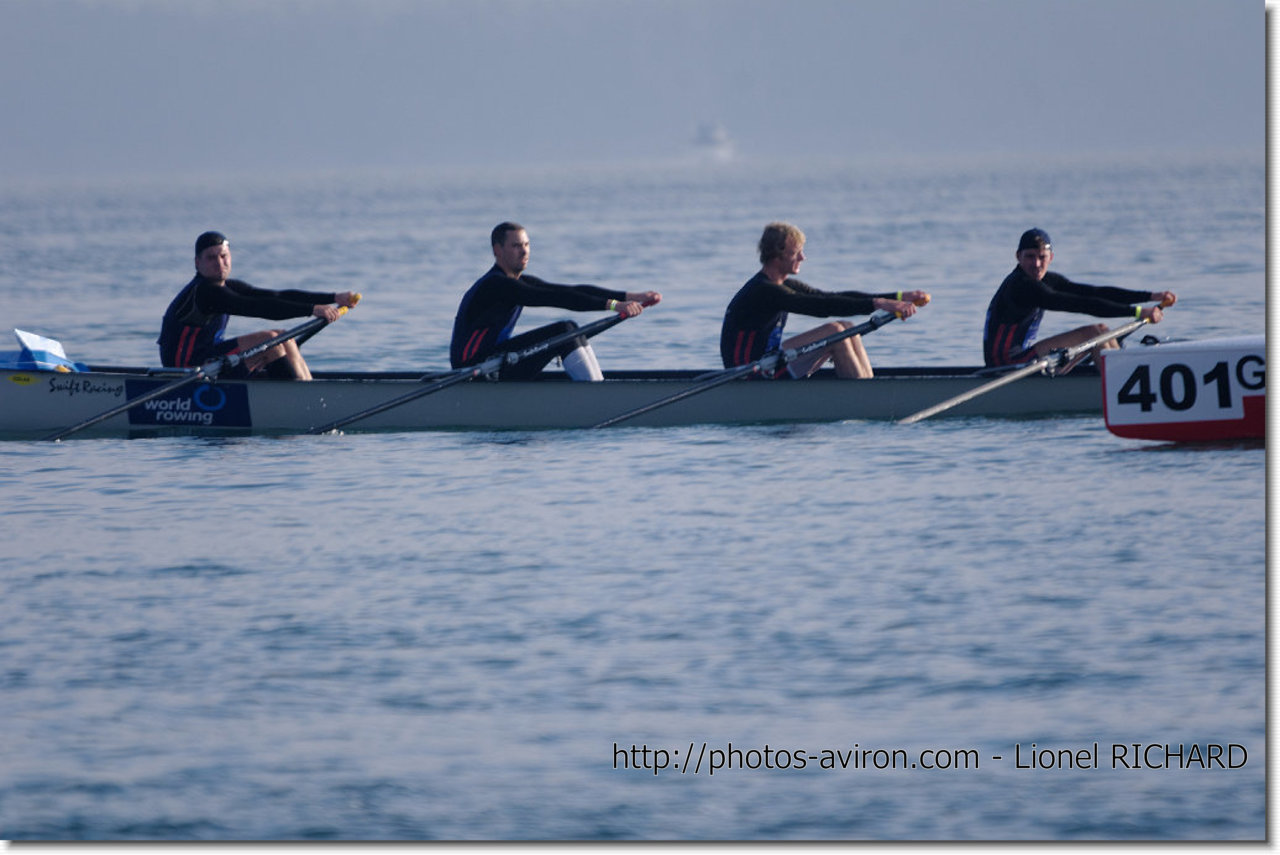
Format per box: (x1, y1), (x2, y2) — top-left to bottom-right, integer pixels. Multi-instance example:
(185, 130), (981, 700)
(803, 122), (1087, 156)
(2, 365), (1107, 440)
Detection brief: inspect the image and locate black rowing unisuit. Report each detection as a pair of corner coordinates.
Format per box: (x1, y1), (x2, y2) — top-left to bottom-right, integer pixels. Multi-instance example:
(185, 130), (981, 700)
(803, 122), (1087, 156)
(983, 267), (1155, 367)
(450, 265), (624, 371)
(719, 272), (893, 369)
(158, 275), (336, 369)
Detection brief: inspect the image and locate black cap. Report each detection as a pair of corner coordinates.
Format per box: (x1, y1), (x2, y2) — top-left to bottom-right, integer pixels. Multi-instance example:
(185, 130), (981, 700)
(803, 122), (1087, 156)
(1017, 228), (1051, 252)
(195, 231), (229, 256)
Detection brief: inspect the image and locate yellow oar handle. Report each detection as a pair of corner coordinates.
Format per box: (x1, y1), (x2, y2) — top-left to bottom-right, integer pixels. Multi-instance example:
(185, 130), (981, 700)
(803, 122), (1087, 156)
(893, 292), (931, 318)
(333, 293), (362, 318)
(893, 291), (932, 307)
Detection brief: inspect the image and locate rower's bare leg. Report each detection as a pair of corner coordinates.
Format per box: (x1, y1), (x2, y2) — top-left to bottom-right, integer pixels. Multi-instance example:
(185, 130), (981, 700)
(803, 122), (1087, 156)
(842, 333), (873, 378)
(1033, 324), (1115, 374)
(783, 322), (843, 378)
(278, 340), (312, 380)
(818, 322), (872, 379)
(237, 331), (312, 380)
(782, 322), (873, 379)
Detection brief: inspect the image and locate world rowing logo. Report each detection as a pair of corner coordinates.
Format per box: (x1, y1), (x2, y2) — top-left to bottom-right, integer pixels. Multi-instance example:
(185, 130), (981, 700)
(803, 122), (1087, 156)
(124, 380), (251, 428)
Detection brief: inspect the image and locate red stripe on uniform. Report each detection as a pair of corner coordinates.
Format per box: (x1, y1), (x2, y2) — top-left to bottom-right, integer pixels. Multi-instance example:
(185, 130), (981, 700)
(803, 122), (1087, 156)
(176, 327), (198, 367)
(990, 324), (1019, 365)
(463, 329), (488, 363)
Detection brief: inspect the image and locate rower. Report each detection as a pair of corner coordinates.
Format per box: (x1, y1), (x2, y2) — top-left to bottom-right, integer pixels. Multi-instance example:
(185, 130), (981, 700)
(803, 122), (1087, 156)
(158, 231), (359, 380)
(983, 228), (1175, 372)
(720, 222), (928, 379)
(450, 222), (661, 381)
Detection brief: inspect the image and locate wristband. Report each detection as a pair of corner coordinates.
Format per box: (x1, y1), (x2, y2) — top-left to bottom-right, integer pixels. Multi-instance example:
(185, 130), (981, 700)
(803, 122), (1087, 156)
(1135, 306), (1143, 319)
(606, 299), (617, 312)
(896, 291), (903, 301)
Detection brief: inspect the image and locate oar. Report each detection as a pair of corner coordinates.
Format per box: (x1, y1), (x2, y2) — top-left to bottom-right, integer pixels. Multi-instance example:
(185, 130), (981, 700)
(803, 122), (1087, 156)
(592, 308), (901, 429)
(308, 311), (631, 434)
(43, 309), (349, 442)
(896, 317), (1150, 425)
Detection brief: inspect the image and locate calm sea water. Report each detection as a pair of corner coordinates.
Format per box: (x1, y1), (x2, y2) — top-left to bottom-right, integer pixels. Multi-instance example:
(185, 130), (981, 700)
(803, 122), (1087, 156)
(0, 150), (1265, 841)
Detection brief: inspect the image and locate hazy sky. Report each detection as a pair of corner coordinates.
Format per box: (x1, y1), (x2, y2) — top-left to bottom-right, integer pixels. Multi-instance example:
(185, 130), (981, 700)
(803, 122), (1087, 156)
(0, 0), (1263, 178)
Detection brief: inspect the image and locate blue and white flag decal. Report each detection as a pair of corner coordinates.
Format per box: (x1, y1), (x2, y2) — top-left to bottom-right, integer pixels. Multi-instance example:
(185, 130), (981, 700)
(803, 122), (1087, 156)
(3, 329), (87, 372)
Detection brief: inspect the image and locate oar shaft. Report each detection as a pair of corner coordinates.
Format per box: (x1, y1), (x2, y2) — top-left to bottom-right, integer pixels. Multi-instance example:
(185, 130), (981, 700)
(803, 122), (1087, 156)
(1062, 317), (1149, 358)
(223, 313), (336, 371)
(501, 312), (626, 367)
(897, 317), (1150, 425)
(593, 310), (899, 429)
(42, 368), (208, 441)
(291, 294), (360, 349)
(593, 363), (761, 428)
(43, 312), (345, 442)
(307, 365), (484, 434)
(779, 309), (897, 370)
(311, 311), (630, 433)
(896, 359), (1048, 425)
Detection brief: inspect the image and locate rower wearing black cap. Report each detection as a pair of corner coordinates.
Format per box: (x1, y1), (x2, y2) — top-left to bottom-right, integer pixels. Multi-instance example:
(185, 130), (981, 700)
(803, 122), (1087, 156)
(158, 231), (359, 379)
(983, 228), (1176, 370)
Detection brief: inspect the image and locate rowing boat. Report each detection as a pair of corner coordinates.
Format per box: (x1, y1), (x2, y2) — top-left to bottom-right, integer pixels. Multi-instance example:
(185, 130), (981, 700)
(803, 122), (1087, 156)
(2, 363), (1104, 440)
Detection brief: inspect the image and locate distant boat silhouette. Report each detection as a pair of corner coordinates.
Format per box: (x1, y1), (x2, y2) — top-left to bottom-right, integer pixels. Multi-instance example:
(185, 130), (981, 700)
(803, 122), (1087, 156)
(692, 121), (736, 162)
